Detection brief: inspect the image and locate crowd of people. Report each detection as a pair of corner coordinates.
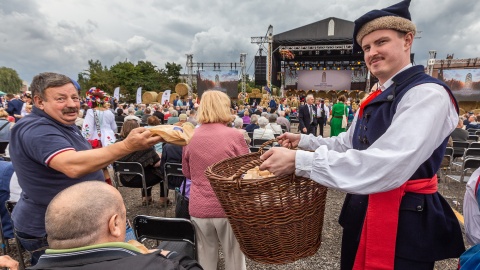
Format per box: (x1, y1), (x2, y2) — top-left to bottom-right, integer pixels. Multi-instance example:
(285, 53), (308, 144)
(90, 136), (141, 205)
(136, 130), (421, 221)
(1, 0), (479, 269)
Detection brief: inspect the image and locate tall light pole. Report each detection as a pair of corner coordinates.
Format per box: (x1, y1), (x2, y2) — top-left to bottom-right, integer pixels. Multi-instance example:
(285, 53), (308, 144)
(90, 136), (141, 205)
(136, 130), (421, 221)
(267, 25), (273, 95)
(427, 50), (437, 76)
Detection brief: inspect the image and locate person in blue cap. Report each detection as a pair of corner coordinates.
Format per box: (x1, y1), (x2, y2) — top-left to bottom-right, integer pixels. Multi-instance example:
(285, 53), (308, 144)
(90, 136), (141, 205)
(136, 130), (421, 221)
(259, 1), (464, 269)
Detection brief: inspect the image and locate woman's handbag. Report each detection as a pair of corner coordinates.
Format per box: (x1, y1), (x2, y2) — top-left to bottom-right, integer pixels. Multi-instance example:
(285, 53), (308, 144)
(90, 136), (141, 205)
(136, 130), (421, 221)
(175, 179), (190, 219)
(341, 105), (348, 129)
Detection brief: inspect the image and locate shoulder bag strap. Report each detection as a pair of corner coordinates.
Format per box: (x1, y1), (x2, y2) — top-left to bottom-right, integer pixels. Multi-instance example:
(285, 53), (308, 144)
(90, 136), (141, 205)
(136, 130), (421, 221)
(0, 121), (10, 132)
(94, 110), (102, 138)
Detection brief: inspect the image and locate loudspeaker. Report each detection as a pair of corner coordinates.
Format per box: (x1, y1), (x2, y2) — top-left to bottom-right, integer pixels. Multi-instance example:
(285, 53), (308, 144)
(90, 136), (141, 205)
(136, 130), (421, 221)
(255, 56), (267, 86)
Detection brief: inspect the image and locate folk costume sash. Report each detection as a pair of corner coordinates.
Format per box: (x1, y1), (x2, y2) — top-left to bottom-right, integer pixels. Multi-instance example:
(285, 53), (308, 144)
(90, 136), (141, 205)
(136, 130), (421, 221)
(358, 90), (382, 118)
(353, 175), (438, 269)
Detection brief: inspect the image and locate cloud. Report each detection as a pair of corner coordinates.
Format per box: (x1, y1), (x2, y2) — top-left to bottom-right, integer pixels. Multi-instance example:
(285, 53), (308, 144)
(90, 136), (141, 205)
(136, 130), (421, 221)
(1, 0), (479, 84)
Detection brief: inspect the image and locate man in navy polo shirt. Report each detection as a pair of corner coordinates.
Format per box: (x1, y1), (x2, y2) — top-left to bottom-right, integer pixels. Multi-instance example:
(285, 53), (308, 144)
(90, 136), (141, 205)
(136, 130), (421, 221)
(9, 72), (163, 265)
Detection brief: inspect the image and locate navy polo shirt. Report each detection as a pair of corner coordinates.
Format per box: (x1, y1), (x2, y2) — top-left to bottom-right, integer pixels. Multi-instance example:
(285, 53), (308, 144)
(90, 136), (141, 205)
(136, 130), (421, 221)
(10, 107), (104, 237)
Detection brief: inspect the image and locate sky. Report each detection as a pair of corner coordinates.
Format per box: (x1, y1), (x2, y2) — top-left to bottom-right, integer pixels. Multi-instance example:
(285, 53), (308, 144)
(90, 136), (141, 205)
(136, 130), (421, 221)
(1, 0), (480, 86)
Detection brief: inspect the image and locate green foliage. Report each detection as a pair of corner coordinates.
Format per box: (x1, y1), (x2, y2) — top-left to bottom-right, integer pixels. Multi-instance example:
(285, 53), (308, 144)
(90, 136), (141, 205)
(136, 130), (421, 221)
(237, 74), (254, 94)
(163, 62), (182, 89)
(0, 67), (23, 93)
(77, 59), (184, 103)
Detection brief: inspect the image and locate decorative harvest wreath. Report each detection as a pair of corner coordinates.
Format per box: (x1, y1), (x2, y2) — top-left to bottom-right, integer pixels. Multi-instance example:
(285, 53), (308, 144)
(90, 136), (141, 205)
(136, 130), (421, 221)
(86, 87), (110, 104)
(279, 49), (295, 60)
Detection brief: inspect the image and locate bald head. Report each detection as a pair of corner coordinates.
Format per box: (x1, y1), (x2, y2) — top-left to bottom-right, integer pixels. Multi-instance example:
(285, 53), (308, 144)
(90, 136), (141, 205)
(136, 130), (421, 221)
(46, 181), (126, 249)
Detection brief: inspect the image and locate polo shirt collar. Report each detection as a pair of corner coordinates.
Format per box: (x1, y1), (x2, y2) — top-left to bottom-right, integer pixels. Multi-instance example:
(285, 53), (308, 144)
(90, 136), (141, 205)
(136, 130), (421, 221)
(31, 242), (142, 269)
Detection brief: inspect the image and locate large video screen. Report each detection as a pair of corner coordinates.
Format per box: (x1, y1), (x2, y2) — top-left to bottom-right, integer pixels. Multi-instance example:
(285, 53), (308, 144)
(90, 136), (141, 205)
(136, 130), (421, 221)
(297, 70), (352, 90)
(197, 70), (239, 98)
(440, 69), (480, 101)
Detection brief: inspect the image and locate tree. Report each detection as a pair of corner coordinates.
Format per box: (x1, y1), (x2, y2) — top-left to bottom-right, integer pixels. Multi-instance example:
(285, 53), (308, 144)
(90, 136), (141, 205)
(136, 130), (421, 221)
(77, 60), (112, 96)
(110, 61), (138, 102)
(0, 67), (23, 93)
(163, 62), (182, 90)
(135, 61), (163, 91)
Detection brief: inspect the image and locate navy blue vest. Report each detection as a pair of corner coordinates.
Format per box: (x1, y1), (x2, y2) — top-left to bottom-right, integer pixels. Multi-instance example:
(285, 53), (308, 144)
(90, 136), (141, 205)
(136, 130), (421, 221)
(352, 65), (458, 180)
(338, 66), (464, 268)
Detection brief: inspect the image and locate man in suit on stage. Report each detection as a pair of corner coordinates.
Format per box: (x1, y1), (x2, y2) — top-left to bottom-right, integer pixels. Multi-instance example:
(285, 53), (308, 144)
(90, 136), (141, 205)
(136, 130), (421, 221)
(298, 94), (316, 135)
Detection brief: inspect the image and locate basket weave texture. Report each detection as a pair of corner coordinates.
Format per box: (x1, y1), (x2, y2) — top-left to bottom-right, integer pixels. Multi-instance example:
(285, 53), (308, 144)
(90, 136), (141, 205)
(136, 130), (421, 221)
(205, 141), (328, 264)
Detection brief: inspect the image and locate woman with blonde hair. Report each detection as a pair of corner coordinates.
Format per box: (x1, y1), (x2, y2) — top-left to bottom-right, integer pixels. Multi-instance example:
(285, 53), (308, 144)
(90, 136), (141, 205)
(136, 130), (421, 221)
(182, 90), (248, 270)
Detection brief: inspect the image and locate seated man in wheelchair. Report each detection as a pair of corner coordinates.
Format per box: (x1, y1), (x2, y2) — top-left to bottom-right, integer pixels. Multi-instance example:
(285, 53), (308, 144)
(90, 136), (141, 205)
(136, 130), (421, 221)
(30, 181), (202, 270)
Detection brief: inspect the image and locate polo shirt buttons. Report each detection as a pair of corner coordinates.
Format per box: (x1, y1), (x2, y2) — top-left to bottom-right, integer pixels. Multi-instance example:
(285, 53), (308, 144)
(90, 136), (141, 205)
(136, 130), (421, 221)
(416, 205), (423, 211)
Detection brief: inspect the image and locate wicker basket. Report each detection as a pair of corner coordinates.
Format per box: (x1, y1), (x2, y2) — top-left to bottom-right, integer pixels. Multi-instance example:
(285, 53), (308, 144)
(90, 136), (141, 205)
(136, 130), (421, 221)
(205, 140), (327, 264)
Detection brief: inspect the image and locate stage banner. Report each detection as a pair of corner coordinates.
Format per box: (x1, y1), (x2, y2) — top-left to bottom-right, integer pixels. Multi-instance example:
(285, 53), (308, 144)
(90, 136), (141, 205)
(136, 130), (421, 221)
(196, 70), (239, 98)
(440, 69), (480, 101)
(161, 90), (171, 105)
(297, 70), (352, 90)
(136, 87), (142, 104)
(113, 87), (120, 101)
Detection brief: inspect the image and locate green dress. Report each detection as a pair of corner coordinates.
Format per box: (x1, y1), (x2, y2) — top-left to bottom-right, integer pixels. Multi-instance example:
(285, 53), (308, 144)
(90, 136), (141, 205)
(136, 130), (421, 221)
(330, 102), (347, 137)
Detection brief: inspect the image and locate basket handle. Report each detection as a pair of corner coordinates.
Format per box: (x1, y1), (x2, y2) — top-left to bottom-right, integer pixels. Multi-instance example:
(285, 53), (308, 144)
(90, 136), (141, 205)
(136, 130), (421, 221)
(258, 139), (278, 153)
(231, 159), (264, 189)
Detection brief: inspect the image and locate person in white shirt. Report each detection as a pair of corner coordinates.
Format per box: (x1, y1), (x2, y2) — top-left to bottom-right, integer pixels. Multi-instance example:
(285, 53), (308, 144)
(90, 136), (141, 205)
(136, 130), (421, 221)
(315, 98), (329, 137)
(259, 1), (464, 269)
(124, 107), (142, 124)
(464, 167), (480, 245)
(253, 116), (275, 141)
(265, 114), (282, 135)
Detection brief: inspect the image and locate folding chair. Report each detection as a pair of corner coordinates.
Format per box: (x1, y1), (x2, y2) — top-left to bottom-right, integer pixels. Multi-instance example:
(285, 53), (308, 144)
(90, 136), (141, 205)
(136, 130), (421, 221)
(0, 214), (8, 256)
(0, 141), (8, 156)
(471, 142), (480, 149)
(133, 215), (197, 259)
(5, 201), (26, 270)
(112, 161), (151, 212)
(249, 146), (261, 153)
(476, 131), (480, 137)
(116, 121), (124, 133)
(446, 158), (480, 184)
(253, 138), (270, 147)
(164, 163), (185, 217)
(468, 135), (479, 142)
(464, 148), (480, 159)
(438, 147), (453, 182)
(247, 132), (254, 146)
(452, 141), (470, 165)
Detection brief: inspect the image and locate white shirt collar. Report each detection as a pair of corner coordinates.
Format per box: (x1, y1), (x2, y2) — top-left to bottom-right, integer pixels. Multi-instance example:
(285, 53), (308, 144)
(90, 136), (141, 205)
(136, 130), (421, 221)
(378, 63), (413, 91)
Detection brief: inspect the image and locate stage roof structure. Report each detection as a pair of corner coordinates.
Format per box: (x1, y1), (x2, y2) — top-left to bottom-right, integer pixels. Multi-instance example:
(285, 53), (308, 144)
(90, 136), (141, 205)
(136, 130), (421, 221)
(265, 17), (370, 91)
(273, 17), (354, 45)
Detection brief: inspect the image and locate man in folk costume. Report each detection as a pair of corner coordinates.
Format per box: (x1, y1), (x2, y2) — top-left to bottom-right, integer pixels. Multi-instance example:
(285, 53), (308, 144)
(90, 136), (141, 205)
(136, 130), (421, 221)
(259, 1), (464, 269)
